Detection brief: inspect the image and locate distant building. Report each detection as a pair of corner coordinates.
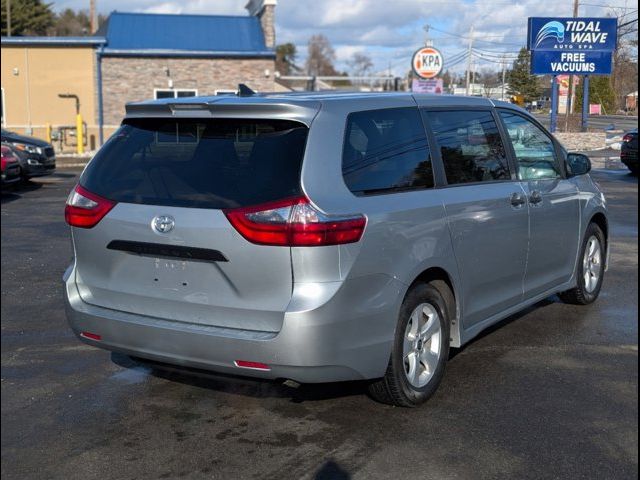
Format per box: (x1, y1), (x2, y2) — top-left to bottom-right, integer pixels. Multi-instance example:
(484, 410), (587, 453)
(0, 0), (278, 150)
(625, 91), (638, 112)
(1, 37), (105, 149)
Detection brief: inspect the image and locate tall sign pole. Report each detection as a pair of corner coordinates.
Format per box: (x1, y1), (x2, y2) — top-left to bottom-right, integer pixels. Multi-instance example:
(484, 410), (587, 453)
(550, 76), (559, 133)
(581, 75), (590, 132)
(564, 0), (580, 132)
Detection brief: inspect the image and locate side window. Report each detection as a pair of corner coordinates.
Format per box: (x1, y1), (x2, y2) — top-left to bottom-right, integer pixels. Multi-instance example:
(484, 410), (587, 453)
(342, 107), (433, 195)
(499, 111), (561, 180)
(428, 110), (511, 185)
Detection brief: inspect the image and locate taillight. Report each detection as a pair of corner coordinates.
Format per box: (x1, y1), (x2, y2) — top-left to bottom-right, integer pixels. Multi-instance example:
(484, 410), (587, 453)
(65, 184), (116, 228)
(224, 196), (366, 247)
(622, 133), (634, 143)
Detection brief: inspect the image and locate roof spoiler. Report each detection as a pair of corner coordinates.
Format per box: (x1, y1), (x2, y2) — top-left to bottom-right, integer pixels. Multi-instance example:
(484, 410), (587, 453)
(124, 100), (320, 126)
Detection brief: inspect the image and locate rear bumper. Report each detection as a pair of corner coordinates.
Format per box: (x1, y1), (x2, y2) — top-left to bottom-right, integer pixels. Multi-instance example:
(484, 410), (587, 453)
(620, 149), (638, 169)
(64, 265), (403, 383)
(2, 166), (21, 185)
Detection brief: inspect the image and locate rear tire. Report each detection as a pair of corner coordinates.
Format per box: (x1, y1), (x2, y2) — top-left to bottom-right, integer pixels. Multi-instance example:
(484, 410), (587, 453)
(559, 223), (606, 305)
(368, 282), (451, 407)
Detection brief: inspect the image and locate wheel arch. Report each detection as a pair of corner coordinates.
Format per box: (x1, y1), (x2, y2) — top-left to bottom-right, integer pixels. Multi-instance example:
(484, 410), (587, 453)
(406, 266), (462, 348)
(589, 212), (608, 244)
(588, 211), (609, 269)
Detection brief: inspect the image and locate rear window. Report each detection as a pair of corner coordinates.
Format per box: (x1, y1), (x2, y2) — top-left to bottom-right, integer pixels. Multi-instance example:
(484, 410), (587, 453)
(342, 107), (433, 196)
(80, 119), (308, 209)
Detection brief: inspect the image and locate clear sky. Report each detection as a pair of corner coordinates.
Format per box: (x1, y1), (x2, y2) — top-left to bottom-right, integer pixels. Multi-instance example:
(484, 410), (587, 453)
(50, 0), (637, 76)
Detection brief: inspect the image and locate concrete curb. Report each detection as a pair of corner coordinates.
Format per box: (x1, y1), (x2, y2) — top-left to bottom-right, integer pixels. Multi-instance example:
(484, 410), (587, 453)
(57, 163), (88, 168)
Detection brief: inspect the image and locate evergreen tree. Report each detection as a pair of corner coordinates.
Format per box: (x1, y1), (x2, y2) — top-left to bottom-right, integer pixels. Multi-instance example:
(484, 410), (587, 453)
(575, 76), (617, 115)
(506, 47), (541, 102)
(1, 0), (54, 36)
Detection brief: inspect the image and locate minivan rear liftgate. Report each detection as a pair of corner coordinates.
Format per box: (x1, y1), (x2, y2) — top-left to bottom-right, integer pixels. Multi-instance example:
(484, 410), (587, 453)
(68, 118), (307, 333)
(66, 117), (367, 333)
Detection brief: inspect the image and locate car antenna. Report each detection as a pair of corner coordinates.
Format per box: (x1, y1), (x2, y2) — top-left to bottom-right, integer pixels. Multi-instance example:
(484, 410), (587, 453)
(238, 84), (257, 97)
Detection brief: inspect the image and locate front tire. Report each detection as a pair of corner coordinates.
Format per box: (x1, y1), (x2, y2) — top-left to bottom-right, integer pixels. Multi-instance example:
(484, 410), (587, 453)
(368, 282), (451, 407)
(559, 223), (606, 305)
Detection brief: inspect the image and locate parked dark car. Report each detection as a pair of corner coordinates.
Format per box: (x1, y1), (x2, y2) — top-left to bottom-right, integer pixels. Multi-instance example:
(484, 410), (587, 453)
(621, 129), (638, 175)
(1, 144), (22, 187)
(0, 129), (56, 181)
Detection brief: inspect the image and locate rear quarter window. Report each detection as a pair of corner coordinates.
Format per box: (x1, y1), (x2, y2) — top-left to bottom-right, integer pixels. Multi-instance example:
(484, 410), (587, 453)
(342, 107), (434, 196)
(80, 119), (308, 209)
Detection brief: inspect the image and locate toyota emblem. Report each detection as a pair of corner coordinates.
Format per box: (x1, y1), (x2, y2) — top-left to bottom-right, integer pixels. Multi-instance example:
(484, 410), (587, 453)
(152, 215), (175, 234)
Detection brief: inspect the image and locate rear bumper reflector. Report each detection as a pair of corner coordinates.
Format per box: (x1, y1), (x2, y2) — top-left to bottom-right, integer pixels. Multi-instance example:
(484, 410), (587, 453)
(234, 360), (271, 371)
(80, 331), (102, 341)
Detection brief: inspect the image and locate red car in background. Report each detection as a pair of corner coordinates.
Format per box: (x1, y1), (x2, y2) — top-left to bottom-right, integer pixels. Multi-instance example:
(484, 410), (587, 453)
(1, 144), (22, 188)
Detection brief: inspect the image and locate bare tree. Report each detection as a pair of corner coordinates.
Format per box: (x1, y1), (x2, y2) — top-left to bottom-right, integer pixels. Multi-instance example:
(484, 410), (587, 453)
(480, 68), (502, 98)
(347, 52), (373, 77)
(305, 34), (338, 76)
(609, 8), (638, 110)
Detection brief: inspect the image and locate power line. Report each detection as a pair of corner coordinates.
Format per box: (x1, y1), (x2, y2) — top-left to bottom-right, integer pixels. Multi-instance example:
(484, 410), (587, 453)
(579, 2), (639, 9)
(426, 24), (524, 46)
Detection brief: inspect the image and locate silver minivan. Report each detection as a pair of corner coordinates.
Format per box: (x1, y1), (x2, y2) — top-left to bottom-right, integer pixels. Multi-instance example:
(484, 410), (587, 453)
(64, 92), (608, 406)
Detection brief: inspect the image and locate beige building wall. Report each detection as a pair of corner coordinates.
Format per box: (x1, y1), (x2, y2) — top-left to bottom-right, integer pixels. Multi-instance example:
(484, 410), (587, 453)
(101, 56), (276, 125)
(1, 47), (277, 151)
(1, 45), (100, 151)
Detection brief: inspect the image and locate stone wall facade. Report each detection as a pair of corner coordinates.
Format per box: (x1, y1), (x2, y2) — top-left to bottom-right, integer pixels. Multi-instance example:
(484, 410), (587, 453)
(101, 56), (276, 125)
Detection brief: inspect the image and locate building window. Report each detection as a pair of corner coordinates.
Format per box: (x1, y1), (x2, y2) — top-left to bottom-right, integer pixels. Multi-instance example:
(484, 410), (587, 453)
(154, 89), (198, 99)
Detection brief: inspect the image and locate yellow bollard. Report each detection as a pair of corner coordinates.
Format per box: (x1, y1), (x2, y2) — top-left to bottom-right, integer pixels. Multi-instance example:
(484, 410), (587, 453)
(76, 114), (84, 154)
(46, 123), (52, 144)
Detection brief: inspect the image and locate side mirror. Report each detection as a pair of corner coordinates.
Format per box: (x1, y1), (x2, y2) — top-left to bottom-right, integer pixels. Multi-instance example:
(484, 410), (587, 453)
(566, 153), (592, 177)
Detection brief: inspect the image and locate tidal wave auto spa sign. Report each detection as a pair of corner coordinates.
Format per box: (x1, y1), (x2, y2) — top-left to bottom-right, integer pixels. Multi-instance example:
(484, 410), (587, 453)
(528, 18), (617, 75)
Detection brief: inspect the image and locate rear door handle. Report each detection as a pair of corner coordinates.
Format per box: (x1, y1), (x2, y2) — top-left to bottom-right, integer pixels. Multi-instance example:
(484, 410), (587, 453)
(529, 190), (543, 206)
(510, 192), (526, 208)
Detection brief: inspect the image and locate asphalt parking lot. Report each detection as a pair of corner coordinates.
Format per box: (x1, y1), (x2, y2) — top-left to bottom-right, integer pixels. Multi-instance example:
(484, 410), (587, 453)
(1, 169), (638, 480)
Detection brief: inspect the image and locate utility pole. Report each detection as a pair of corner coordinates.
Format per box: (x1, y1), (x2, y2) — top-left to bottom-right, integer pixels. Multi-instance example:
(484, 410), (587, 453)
(465, 25), (474, 96)
(501, 54), (507, 101)
(471, 60), (476, 86)
(564, 0), (579, 131)
(6, 0), (11, 36)
(90, 0), (97, 33)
